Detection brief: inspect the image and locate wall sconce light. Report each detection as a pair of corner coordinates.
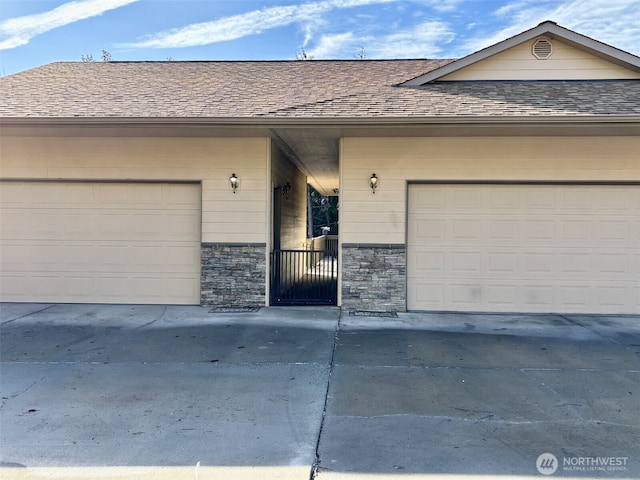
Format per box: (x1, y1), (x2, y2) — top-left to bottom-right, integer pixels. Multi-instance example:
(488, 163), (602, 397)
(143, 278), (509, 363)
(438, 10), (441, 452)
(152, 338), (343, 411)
(229, 173), (239, 194)
(282, 182), (292, 199)
(369, 173), (378, 194)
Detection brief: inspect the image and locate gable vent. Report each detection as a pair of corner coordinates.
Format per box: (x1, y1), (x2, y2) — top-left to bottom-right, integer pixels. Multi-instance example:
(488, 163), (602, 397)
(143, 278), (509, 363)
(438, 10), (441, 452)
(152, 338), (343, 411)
(532, 38), (553, 59)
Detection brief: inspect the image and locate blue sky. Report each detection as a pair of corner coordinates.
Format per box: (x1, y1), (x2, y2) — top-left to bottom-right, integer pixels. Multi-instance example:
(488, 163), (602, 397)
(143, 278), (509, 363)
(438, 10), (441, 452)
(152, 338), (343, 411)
(1, 0), (639, 76)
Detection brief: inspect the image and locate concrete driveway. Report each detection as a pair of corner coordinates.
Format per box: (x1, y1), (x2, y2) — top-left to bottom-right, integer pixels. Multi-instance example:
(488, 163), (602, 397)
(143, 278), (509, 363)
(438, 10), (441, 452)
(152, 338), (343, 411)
(1, 304), (639, 479)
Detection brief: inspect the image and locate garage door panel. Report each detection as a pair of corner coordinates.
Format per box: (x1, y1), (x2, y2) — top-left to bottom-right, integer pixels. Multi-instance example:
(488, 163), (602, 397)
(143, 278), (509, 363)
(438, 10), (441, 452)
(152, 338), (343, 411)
(489, 188), (519, 208)
(411, 282), (444, 307)
(557, 286), (591, 308)
(522, 221), (556, 242)
(487, 285), (518, 306)
(524, 188), (557, 209)
(521, 285), (555, 308)
(597, 254), (628, 275)
(63, 184), (94, 204)
(597, 286), (631, 309)
(30, 183), (62, 205)
(166, 183), (201, 206)
(561, 220), (593, 241)
(560, 253), (592, 274)
(487, 252), (518, 273)
(450, 283), (482, 305)
(598, 188), (639, 209)
(130, 184), (163, 204)
(562, 189), (594, 209)
(414, 219), (446, 240)
(0, 182), (201, 304)
(487, 220), (519, 240)
(408, 184), (639, 314)
(0, 211), (32, 238)
(95, 184), (131, 206)
(598, 221), (634, 242)
(412, 188), (446, 209)
(0, 275), (30, 298)
(164, 213), (202, 241)
(164, 245), (201, 270)
(451, 188), (484, 209)
(451, 251), (482, 273)
(452, 220), (483, 240)
(523, 252), (555, 274)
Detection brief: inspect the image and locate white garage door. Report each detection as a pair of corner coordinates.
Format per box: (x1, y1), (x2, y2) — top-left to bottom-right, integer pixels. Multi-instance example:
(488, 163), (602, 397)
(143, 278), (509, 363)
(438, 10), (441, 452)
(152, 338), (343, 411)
(407, 184), (640, 314)
(0, 182), (201, 304)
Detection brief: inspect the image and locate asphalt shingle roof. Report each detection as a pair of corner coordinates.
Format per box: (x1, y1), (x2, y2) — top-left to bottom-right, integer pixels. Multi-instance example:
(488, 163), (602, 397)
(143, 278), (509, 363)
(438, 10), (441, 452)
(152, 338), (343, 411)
(1, 60), (639, 119)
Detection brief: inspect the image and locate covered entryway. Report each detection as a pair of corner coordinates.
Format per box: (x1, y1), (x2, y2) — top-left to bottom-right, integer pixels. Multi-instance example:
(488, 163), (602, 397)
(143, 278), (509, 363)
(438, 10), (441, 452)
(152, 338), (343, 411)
(407, 184), (639, 314)
(0, 181), (201, 304)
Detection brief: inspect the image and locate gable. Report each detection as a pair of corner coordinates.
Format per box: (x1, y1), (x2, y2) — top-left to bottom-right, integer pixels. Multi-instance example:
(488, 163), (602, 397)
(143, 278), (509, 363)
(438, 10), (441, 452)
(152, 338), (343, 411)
(402, 21), (640, 86)
(438, 37), (640, 81)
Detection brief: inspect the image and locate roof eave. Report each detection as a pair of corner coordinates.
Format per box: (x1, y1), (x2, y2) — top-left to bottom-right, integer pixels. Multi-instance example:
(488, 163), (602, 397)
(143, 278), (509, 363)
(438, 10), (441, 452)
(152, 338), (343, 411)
(1, 115), (639, 128)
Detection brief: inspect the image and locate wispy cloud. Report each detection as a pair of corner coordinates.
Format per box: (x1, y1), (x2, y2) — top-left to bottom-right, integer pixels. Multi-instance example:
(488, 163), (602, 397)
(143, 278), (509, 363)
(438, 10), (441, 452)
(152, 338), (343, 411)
(307, 32), (356, 57)
(461, 0), (640, 56)
(416, 0), (464, 13)
(0, 0), (138, 50)
(123, 0), (397, 49)
(307, 20), (454, 58)
(369, 20), (455, 57)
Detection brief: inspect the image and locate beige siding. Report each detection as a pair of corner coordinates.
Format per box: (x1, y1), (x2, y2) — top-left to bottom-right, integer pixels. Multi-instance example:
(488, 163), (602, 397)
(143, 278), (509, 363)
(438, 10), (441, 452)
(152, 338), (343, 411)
(340, 136), (640, 245)
(440, 38), (640, 80)
(270, 143), (308, 251)
(0, 135), (270, 243)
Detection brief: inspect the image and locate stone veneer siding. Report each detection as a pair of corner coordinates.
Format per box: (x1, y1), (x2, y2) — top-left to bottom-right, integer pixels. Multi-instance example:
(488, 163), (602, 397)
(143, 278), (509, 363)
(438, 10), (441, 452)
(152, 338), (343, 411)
(201, 243), (266, 307)
(341, 244), (406, 312)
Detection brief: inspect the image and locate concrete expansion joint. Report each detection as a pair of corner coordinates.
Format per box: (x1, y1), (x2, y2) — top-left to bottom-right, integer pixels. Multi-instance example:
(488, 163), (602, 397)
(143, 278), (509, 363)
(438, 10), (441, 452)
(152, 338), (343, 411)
(310, 309), (342, 479)
(342, 364), (640, 373)
(520, 367), (640, 373)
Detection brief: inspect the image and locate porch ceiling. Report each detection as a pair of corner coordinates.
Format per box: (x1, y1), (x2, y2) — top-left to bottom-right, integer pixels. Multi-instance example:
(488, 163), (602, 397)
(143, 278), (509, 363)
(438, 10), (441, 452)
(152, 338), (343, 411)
(271, 127), (340, 197)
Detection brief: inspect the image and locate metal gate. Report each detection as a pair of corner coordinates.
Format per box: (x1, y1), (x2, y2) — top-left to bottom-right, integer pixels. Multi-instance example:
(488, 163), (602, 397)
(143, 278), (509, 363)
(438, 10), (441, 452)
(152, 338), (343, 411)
(270, 249), (337, 305)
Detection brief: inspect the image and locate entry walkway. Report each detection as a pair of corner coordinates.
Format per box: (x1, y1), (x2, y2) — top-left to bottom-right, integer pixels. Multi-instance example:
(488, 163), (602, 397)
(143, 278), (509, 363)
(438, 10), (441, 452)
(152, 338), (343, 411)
(1, 304), (639, 479)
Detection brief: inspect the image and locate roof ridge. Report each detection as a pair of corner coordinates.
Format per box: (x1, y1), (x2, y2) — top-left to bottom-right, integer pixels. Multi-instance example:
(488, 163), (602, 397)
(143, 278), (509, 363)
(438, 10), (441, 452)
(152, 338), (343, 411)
(43, 58), (451, 66)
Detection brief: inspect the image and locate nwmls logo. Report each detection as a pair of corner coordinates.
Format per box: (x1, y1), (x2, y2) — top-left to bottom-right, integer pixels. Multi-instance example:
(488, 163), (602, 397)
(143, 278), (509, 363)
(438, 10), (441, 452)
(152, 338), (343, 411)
(536, 453), (558, 475)
(536, 452), (630, 475)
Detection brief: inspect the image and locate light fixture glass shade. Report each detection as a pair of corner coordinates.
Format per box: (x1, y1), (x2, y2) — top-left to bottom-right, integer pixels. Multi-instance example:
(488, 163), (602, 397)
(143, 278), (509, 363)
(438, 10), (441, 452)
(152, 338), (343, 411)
(369, 173), (378, 193)
(229, 173), (239, 193)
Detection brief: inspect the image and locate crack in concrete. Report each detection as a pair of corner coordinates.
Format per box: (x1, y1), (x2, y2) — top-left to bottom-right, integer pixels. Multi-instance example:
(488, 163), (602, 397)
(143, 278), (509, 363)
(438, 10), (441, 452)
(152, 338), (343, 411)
(2, 377), (45, 406)
(559, 314), (635, 350)
(1, 305), (55, 325)
(310, 311), (341, 480)
(132, 305), (167, 330)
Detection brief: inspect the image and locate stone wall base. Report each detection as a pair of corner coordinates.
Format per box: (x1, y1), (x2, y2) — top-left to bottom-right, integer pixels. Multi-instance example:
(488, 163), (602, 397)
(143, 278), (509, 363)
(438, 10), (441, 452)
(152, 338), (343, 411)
(341, 244), (406, 312)
(201, 243), (266, 307)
